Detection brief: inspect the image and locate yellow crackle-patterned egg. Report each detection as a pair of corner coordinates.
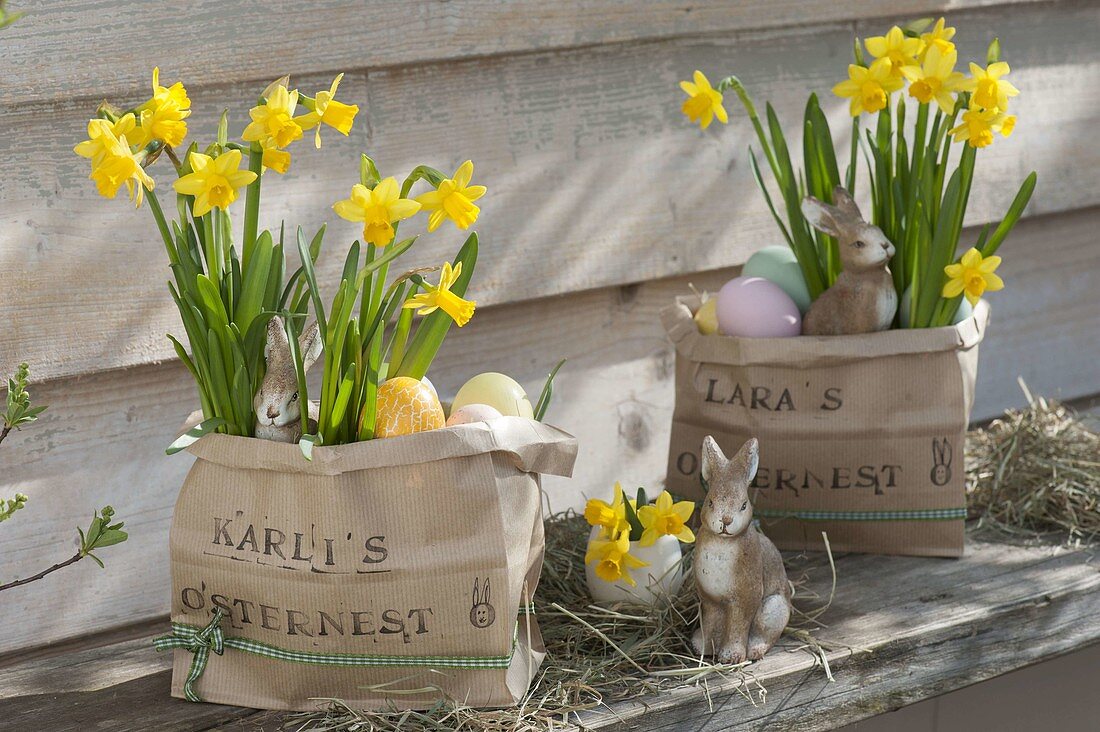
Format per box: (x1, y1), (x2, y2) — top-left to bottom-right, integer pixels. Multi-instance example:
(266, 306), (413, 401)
(374, 377), (445, 438)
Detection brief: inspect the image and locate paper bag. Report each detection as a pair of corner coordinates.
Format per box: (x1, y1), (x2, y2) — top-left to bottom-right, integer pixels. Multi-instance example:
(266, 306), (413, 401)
(662, 296), (987, 557)
(162, 416), (578, 711)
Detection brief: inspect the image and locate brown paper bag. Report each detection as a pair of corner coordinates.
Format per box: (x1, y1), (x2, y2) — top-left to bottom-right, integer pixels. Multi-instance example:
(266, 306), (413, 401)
(160, 415), (577, 711)
(662, 296), (988, 558)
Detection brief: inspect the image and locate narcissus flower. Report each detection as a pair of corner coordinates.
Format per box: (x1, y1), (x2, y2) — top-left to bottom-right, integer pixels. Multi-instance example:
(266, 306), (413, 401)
(943, 248), (1004, 305)
(415, 160), (486, 232)
(679, 70), (728, 130)
(901, 45), (967, 114)
(833, 58), (904, 116)
(296, 73), (359, 148)
(242, 84), (303, 151)
(173, 150), (257, 216)
(585, 531), (649, 587)
(74, 114), (138, 165)
(86, 131), (155, 207)
(919, 18), (956, 59)
(964, 62), (1020, 112)
(259, 140), (291, 175)
(585, 482), (631, 539)
(637, 491), (696, 547)
(403, 261), (476, 327)
(136, 67), (191, 148)
(333, 177), (420, 247)
(949, 103), (1014, 148)
(864, 26), (922, 77)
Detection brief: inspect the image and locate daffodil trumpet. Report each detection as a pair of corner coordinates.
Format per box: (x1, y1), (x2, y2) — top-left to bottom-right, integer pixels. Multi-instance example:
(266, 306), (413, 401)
(678, 17), (1037, 331)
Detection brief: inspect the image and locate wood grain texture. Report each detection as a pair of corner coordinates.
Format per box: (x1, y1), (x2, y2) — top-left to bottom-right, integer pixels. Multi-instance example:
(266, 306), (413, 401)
(0, 205), (1097, 656)
(0, 537), (1096, 731)
(0, 0), (1040, 107)
(2, 0), (1097, 380)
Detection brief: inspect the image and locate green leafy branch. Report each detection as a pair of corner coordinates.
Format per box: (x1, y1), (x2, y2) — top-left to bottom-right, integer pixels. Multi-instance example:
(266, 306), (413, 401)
(3, 361), (46, 446)
(0, 507), (128, 592)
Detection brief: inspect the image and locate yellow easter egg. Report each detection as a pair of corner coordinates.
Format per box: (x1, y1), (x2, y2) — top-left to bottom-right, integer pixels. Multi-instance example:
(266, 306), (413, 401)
(694, 297), (719, 335)
(451, 372), (534, 419)
(374, 377), (446, 438)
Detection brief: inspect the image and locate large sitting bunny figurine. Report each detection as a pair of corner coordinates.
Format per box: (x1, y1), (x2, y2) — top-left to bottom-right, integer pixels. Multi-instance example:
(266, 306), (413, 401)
(801, 186), (897, 335)
(254, 316), (322, 443)
(694, 436), (791, 663)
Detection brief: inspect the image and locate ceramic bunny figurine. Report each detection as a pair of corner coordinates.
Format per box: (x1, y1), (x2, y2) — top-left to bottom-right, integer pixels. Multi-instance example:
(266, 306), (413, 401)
(800, 186), (897, 336)
(253, 317), (322, 443)
(694, 436), (791, 663)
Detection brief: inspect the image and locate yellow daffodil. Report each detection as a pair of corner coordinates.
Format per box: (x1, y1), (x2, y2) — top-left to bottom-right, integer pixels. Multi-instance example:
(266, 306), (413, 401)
(173, 150), (257, 217)
(964, 62), (1020, 112)
(403, 262), (476, 327)
(943, 248), (1004, 305)
(949, 103), (1013, 148)
(259, 140), (291, 175)
(135, 67), (191, 148)
(584, 482), (631, 538)
(919, 18), (956, 59)
(333, 177), (420, 247)
(415, 160), (486, 232)
(74, 114), (138, 165)
(864, 26), (922, 77)
(296, 73), (360, 148)
(86, 132), (155, 208)
(637, 491), (696, 547)
(585, 531), (649, 587)
(901, 45), (967, 114)
(833, 58), (904, 116)
(679, 70), (728, 130)
(242, 84), (303, 151)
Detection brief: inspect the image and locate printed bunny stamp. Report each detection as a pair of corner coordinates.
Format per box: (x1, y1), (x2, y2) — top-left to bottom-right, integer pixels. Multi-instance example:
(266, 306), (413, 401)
(254, 317), (322, 443)
(470, 578), (496, 629)
(800, 186), (898, 336)
(694, 436), (792, 663)
(930, 437), (953, 486)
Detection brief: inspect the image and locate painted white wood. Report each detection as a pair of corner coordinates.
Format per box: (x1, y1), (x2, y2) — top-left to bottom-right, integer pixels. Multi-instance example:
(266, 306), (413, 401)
(1, 0), (1096, 380)
(0, 0), (1041, 107)
(0, 205), (1096, 656)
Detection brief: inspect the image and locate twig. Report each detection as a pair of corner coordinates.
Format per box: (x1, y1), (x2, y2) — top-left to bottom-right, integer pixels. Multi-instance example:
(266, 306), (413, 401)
(0, 551), (82, 592)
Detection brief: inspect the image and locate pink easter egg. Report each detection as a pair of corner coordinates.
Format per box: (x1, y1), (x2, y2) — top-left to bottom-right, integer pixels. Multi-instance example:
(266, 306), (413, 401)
(446, 403), (504, 426)
(716, 276), (802, 338)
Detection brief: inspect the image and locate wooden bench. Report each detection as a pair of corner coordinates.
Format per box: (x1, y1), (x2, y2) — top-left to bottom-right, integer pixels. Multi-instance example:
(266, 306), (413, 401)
(3, 534), (1096, 731)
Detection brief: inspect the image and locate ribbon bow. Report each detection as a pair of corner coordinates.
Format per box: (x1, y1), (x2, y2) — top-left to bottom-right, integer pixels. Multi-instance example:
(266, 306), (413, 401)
(153, 607), (227, 702)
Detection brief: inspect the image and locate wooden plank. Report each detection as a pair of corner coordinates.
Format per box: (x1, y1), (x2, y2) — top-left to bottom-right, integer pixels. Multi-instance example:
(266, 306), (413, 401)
(0, 537), (1096, 731)
(2, 0), (1098, 381)
(0, 205), (1096, 655)
(0, 0), (1040, 108)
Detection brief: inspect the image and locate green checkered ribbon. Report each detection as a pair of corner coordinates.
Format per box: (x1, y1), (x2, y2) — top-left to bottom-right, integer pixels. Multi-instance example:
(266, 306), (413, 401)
(152, 607), (227, 702)
(154, 607), (529, 703)
(756, 507), (967, 521)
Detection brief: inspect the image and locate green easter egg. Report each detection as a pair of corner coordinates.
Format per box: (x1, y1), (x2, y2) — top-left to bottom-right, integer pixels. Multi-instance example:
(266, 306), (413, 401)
(742, 246), (812, 314)
(452, 372), (534, 419)
(899, 286), (974, 328)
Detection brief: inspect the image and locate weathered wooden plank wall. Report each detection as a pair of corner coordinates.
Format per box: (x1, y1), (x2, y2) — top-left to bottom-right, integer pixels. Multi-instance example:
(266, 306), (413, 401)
(1, 0), (1097, 655)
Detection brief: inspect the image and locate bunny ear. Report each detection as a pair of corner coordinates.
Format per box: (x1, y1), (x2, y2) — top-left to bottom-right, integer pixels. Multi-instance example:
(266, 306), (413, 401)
(941, 439), (952, 465)
(731, 438), (760, 485)
(800, 196), (842, 238)
(472, 578), (480, 607)
(832, 185), (863, 220)
(265, 317), (289, 363)
(482, 578), (491, 605)
(701, 436), (727, 486)
(299, 321), (323, 371)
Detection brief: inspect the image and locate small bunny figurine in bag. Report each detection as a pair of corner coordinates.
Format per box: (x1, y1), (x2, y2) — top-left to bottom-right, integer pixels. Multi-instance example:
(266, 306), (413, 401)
(254, 316), (322, 443)
(694, 436), (791, 663)
(800, 186), (897, 335)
